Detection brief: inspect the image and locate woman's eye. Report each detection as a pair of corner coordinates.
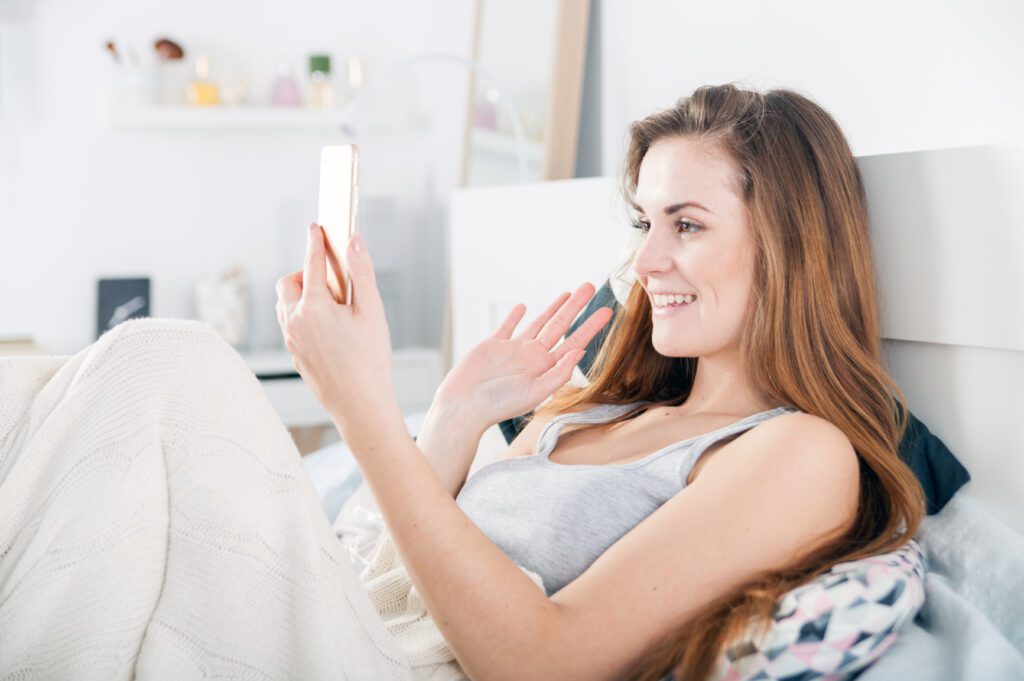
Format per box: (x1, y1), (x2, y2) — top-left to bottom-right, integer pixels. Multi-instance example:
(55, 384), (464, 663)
(629, 219), (702, 236)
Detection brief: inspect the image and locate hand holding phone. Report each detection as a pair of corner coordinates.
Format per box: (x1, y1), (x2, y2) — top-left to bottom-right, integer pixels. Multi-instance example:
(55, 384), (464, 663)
(317, 144), (360, 304)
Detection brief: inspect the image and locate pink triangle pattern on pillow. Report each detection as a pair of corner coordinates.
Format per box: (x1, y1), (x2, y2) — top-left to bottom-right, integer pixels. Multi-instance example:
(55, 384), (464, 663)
(707, 539), (927, 681)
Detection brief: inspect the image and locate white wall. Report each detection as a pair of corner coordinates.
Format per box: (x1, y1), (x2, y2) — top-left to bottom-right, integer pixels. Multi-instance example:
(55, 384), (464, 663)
(578, 2), (1024, 531)
(6, 0), (1024, 356)
(594, 0), (1024, 174)
(0, 0), (474, 354)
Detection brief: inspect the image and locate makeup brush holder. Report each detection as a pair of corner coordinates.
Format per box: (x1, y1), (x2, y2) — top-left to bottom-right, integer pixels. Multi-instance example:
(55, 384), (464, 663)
(112, 61), (159, 109)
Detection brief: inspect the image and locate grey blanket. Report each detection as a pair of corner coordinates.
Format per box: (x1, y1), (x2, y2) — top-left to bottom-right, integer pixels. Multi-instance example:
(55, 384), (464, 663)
(856, 494), (1024, 680)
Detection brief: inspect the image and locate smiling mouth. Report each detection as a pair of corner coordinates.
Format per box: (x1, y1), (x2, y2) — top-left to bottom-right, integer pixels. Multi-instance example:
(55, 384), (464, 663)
(651, 296), (696, 319)
(650, 293), (697, 309)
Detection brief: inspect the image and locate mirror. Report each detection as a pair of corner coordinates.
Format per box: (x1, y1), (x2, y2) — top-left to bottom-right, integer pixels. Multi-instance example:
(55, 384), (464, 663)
(460, 0), (590, 187)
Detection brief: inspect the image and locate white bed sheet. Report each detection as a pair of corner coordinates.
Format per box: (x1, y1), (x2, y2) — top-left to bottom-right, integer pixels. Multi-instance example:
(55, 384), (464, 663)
(857, 493), (1024, 680)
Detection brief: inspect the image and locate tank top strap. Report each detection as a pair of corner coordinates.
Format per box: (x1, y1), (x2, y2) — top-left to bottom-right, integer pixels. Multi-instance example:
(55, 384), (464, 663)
(684, 406), (800, 464)
(535, 401), (647, 457)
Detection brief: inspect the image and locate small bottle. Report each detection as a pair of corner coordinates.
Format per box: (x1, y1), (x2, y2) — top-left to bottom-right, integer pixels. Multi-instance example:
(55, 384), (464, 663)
(335, 55), (365, 109)
(271, 61), (302, 107)
(475, 96), (497, 130)
(346, 56), (365, 94)
(308, 54), (335, 110)
(186, 54), (220, 107)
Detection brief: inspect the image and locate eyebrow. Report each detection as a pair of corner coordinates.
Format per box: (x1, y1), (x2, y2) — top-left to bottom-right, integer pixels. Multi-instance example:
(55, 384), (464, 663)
(629, 200), (714, 216)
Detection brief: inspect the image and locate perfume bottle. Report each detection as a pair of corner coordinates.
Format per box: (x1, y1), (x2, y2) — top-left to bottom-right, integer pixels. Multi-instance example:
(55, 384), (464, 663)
(333, 55), (366, 109)
(186, 54), (219, 107)
(346, 55), (365, 100)
(308, 54), (335, 110)
(271, 61), (302, 107)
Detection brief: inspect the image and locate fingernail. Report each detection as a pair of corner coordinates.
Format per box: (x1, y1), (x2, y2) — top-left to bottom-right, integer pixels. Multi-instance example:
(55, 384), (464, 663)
(309, 222), (318, 234)
(352, 233), (363, 252)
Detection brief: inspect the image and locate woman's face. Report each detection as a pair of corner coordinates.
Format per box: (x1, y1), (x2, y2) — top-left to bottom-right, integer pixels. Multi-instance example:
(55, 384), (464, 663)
(631, 137), (756, 359)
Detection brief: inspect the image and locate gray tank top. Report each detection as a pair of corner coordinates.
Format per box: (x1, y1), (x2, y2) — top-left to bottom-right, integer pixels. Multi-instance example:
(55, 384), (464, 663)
(455, 401), (800, 596)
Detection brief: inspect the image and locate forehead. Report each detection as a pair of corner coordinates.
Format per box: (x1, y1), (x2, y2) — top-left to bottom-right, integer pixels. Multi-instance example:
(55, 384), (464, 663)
(634, 137), (743, 212)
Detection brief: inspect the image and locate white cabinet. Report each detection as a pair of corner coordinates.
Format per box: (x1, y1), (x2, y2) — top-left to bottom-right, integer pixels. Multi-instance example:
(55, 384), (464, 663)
(241, 347), (443, 429)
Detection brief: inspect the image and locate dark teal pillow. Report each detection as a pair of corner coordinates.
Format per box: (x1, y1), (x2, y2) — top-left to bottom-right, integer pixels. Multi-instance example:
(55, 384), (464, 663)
(498, 280), (969, 514)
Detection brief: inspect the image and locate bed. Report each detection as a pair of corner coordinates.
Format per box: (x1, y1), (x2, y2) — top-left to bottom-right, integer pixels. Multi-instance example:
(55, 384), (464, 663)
(310, 142), (1024, 679)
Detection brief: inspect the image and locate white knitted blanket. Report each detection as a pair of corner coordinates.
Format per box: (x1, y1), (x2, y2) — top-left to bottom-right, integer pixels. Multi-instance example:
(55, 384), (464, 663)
(0, 318), (426, 680)
(339, 512), (546, 681)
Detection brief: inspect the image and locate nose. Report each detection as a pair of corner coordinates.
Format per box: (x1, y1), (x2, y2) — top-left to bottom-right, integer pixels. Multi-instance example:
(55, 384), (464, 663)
(631, 224), (675, 278)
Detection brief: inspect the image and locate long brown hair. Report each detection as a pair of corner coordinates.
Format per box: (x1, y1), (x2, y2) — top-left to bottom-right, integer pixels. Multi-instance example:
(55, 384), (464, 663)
(534, 83), (926, 680)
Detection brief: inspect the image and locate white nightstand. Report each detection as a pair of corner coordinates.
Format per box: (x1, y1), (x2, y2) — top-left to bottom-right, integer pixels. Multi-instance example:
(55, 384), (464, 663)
(240, 347), (443, 452)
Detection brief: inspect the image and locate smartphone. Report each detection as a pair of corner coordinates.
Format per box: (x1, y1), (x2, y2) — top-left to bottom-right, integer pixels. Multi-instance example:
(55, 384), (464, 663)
(317, 144), (360, 304)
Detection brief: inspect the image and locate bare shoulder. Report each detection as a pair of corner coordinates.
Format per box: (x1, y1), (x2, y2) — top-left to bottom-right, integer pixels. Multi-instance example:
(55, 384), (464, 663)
(699, 410), (861, 521)
(758, 411), (858, 467)
(753, 410), (856, 450)
(545, 410), (863, 679)
(500, 400), (603, 460)
(722, 410), (857, 468)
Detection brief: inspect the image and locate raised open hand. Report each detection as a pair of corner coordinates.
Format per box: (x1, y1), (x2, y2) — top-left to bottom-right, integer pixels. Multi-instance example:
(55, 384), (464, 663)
(434, 282), (614, 431)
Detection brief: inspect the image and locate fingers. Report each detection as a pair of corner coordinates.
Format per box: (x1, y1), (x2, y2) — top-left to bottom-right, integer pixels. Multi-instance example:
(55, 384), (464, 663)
(276, 269), (303, 306)
(551, 305), (614, 361)
(346, 232), (384, 315)
(302, 223), (329, 301)
(535, 282), (597, 349)
(531, 348), (586, 404)
(519, 292), (571, 340)
(493, 303), (527, 339)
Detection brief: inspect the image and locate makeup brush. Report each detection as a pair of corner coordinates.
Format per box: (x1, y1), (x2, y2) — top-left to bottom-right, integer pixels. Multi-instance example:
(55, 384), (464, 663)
(104, 40), (120, 63)
(154, 37), (184, 61)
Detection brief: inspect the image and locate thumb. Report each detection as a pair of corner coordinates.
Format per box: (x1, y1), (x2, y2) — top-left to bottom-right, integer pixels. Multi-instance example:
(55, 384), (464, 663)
(347, 232), (384, 314)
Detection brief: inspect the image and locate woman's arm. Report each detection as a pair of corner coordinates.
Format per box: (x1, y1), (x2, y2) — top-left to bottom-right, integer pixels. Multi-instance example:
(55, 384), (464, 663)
(330, 394), (563, 681)
(277, 225), (612, 680)
(417, 402), (558, 498)
(410, 306), (608, 497)
(415, 400), (488, 498)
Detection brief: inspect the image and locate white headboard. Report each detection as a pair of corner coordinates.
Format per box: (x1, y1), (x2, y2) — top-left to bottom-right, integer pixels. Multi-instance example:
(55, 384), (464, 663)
(449, 143), (1024, 536)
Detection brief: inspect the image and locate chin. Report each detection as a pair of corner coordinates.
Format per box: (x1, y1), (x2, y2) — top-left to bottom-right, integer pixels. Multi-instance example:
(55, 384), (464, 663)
(651, 335), (697, 358)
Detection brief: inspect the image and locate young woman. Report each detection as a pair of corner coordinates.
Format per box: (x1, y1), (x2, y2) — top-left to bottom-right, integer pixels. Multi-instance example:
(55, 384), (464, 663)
(0, 83), (925, 681)
(278, 83), (925, 680)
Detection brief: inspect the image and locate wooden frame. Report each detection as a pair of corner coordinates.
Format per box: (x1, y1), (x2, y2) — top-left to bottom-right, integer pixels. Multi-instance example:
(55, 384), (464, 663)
(444, 0), (591, 370)
(458, 0), (591, 186)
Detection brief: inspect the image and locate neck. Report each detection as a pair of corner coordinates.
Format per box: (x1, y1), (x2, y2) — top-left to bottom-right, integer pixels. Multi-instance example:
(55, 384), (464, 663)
(678, 350), (776, 417)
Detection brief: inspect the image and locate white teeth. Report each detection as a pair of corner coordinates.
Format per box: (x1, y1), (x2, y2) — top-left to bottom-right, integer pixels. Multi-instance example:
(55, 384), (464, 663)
(652, 293), (696, 307)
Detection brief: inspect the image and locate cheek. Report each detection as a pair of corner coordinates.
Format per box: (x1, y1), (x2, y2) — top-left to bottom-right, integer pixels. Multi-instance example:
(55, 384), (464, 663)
(717, 255), (758, 329)
(671, 249), (754, 327)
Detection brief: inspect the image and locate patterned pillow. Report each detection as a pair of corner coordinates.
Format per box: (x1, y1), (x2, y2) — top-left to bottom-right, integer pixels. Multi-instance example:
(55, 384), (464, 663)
(696, 539), (927, 681)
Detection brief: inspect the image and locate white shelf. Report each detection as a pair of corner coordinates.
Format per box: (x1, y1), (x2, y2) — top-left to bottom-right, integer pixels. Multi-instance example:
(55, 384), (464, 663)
(240, 349), (302, 377)
(108, 105), (432, 134)
(108, 105), (348, 131)
(241, 346), (443, 428)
